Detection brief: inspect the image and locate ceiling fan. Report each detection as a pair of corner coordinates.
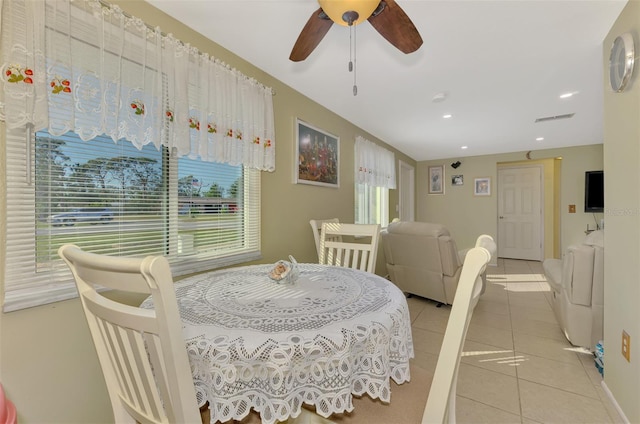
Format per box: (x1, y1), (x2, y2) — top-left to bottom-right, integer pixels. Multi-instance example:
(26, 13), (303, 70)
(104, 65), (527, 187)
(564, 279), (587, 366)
(289, 0), (423, 62)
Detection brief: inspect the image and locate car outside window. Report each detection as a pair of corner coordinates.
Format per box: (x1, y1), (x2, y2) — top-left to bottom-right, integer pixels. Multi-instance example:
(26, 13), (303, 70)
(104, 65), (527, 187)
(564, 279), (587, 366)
(49, 208), (114, 226)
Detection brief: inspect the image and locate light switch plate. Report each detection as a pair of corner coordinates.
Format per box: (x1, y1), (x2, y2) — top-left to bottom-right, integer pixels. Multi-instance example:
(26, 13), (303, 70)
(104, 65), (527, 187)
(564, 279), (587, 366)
(622, 330), (631, 362)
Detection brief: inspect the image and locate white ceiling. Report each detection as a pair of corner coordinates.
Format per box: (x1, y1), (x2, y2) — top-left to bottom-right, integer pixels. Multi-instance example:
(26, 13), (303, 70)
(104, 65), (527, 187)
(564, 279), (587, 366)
(145, 0), (627, 161)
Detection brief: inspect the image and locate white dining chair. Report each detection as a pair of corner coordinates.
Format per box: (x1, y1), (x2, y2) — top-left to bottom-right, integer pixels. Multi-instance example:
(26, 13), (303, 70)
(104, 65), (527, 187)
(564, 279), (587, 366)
(421, 236), (495, 423)
(319, 222), (381, 274)
(58, 244), (201, 424)
(310, 218), (341, 259)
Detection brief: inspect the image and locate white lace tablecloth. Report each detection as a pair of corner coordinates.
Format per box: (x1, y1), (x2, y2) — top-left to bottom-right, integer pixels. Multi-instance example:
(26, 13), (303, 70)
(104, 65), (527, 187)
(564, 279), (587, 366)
(143, 263), (414, 424)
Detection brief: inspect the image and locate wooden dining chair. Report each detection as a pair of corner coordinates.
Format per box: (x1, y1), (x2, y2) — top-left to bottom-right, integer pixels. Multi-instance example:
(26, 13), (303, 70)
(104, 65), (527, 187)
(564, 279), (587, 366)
(309, 218), (341, 259)
(58, 244), (201, 424)
(421, 236), (495, 423)
(319, 222), (381, 273)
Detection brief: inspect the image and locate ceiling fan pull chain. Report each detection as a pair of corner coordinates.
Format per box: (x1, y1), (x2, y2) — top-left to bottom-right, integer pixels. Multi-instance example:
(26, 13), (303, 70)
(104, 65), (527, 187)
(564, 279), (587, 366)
(345, 12), (358, 96)
(348, 24), (353, 72)
(353, 24), (358, 96)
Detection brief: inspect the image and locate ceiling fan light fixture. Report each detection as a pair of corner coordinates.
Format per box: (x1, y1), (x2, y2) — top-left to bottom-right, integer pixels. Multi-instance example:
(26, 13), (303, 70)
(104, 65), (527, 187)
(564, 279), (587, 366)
(318, 0), (380, 26)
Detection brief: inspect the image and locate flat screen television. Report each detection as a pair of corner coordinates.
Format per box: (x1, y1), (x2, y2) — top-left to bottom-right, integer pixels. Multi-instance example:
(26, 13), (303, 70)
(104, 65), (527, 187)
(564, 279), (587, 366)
(585, 170), (604, 213)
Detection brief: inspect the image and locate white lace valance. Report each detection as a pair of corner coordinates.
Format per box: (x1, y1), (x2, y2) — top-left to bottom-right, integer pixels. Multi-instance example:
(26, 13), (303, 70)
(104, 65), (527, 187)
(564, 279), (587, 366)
(0, 0), (275, 171)
(355, 136), (396, 189)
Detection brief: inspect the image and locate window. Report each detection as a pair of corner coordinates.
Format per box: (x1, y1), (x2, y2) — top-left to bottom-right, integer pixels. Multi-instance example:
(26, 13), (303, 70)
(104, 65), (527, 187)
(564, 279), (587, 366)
(4, 127), (260, 311)
(354, 136), (395, 227)
(355, 184), (389, 227)
(1, 0), (274, 312)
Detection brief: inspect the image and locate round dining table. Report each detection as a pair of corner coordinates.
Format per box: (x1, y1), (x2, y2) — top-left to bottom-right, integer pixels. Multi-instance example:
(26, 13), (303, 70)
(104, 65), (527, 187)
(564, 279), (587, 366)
(143, 263), (414, 424)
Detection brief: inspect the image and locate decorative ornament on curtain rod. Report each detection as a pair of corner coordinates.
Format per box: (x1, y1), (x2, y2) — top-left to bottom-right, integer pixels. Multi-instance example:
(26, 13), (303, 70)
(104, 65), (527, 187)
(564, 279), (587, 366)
(0, 0), (276, 171)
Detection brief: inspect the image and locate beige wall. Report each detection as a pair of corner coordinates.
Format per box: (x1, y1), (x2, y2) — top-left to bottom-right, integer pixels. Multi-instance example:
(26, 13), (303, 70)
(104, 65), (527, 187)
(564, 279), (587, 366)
(603, 1), (640, 422)
(0, 1), (414, 423)
(417, 145), (604, 259)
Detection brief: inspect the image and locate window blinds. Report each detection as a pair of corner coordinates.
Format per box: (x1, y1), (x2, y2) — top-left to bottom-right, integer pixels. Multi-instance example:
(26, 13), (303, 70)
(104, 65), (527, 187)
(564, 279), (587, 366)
(4, 127), (261, 312)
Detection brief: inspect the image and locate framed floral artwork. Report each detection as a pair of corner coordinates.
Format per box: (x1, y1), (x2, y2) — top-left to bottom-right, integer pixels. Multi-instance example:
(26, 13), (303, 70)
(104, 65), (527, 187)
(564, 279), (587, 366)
(474, 177), (491, 196)
(428, 165), (444, 194)
(452, 175), (464, 186)
(295, 118), (339, 188)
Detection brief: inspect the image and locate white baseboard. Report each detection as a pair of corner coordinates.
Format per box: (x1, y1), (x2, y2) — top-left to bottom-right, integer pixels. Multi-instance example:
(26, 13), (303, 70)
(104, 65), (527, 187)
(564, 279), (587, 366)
(601, 380), (629, 423)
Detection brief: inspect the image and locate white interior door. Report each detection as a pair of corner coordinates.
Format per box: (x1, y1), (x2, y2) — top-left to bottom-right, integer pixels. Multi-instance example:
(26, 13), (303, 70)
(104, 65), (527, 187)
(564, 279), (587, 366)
(498, 165), (543, 260)
(398, 160), (415, 221)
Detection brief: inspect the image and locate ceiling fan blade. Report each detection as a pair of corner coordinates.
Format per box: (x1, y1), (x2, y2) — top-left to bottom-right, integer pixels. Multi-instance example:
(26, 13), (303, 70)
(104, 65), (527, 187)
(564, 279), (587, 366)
(289, 8), (334, 62)
(368, 0), (423, 54)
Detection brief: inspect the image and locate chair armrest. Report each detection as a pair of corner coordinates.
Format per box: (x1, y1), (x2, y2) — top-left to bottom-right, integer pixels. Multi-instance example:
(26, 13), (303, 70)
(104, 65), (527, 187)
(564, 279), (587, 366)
(543, 258), (562, 292)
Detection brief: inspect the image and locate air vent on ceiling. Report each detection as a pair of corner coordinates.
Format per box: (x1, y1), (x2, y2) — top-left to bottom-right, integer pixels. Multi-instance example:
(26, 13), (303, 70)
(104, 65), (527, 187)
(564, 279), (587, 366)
(535, 113), (575, 123)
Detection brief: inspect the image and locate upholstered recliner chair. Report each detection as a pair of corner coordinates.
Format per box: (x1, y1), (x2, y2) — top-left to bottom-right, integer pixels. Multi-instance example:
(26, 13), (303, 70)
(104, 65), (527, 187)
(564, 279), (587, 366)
(543, 230), (604, 351)
(381, 221), (467, 304)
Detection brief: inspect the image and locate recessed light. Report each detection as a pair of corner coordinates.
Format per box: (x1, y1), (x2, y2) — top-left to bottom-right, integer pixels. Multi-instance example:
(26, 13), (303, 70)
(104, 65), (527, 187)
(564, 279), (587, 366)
(536, 137), (544, 141)
(432, 92), (448, 103)
(461, 146), (468, 150)
(559, 92), (574, 99)
(443, 114), (452, 119)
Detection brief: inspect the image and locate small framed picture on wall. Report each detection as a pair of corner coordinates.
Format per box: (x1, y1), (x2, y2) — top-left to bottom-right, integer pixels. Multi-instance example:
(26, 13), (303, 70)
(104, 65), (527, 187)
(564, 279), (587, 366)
(474, 177), (491, 196)
(428, 165), (444, 194)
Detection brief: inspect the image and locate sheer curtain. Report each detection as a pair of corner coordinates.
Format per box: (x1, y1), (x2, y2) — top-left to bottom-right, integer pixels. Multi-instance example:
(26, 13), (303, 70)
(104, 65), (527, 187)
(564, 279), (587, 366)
(354, 136), (396, 189)
(0, 0), (275, 171)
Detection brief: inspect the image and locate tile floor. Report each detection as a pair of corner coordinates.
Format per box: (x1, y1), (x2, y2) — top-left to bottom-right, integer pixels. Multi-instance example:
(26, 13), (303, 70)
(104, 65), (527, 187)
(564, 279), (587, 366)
(408, 258), (621, 424)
